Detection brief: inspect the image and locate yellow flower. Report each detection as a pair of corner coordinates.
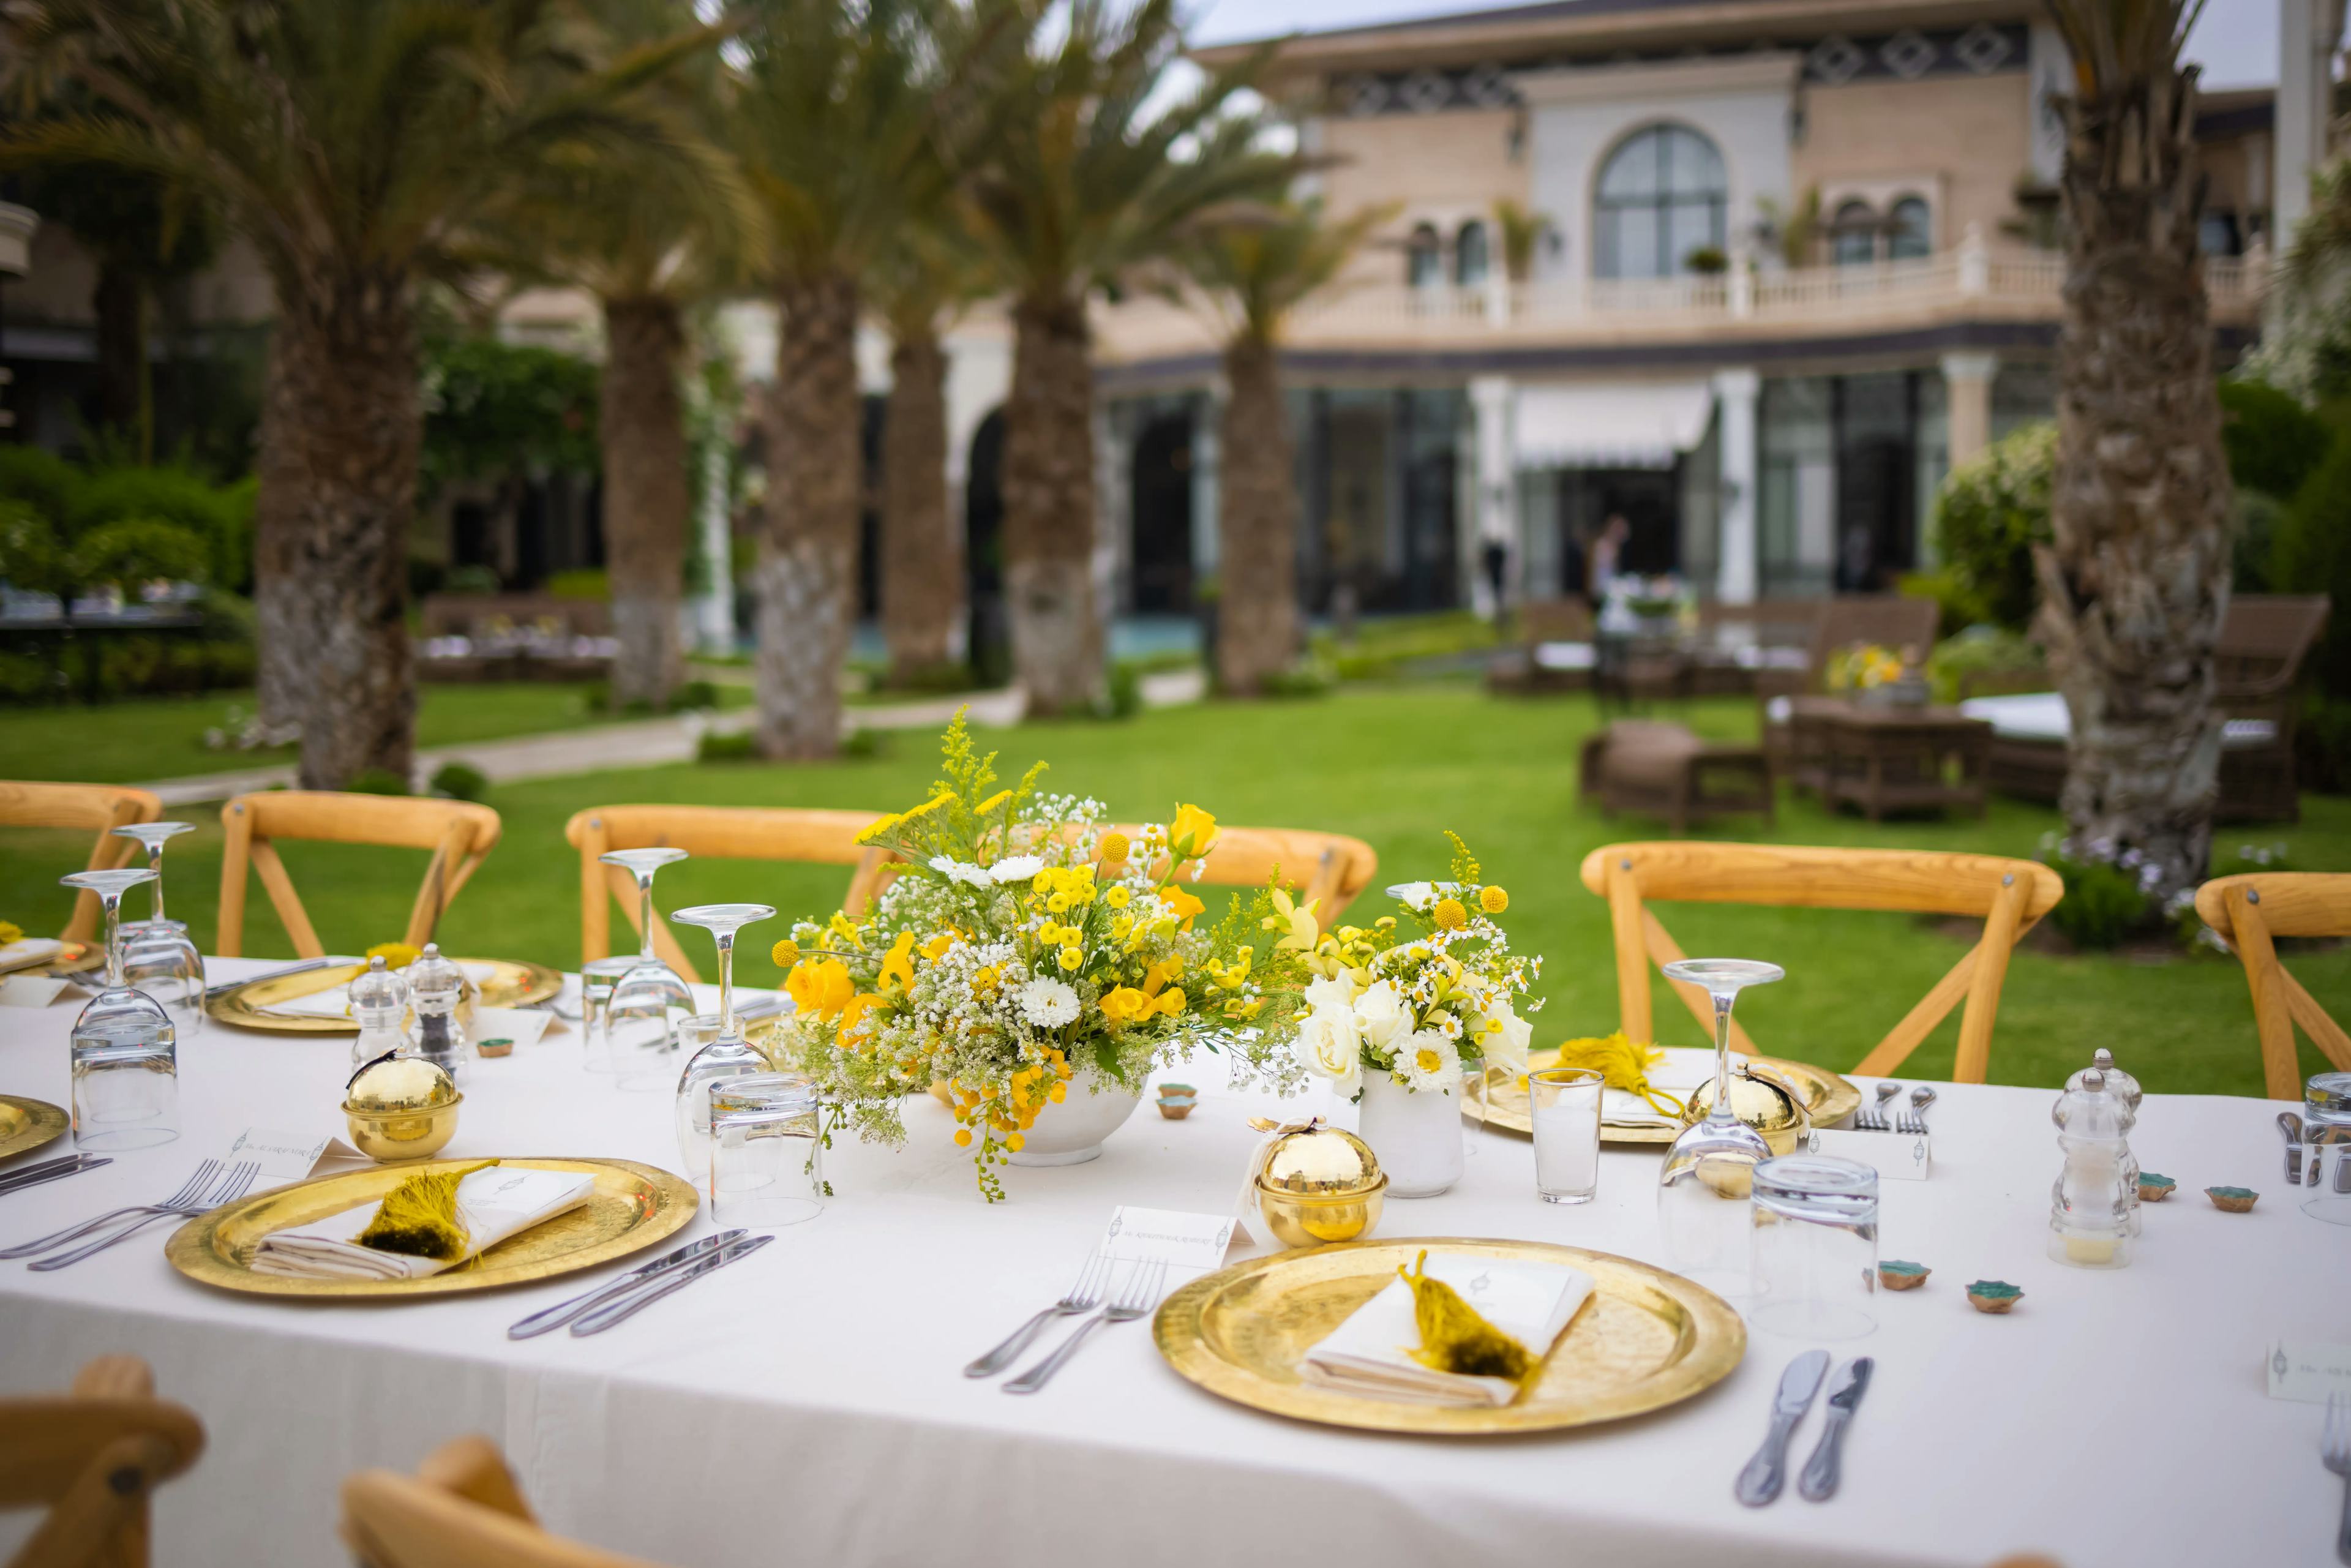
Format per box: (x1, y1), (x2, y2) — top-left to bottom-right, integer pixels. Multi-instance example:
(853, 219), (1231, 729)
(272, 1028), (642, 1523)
(1057, 945), (1083, 972)
(786, 958), (855, 1019)
(954, 1128), (972, 1147)
(1433, 898), (1468, 931)
(1105, 885), (1130, 910)
(975, 790), (1013, 814)
(0, 920), (20, 947)
(1167, 804), (1219, 861)
(1160, 885), (1205, 926)
(1098, 986), (1152, 1026)
(770, 937), (802, 969)
(365, 942), (421, 969)
(919, 931), (958, 962)
(1005, 1133), (1025, 1153)
(1036, 921), (1063, 945)
(880, 931), (917, 992)
(1098, 830), (1130, 865)
(972, 966), (999, 996)
(1480, 886), (1509, 915)
(898, 792), (955, 825)
(1261, 887), (1321, 953)
(1414, 1042), (1445, 1075)
(1048, 1081), (1067, 1103)
(1142, 954), (1183, 996)
(837, 991), (887, 1049)
(826, 912), (867, 951)
(853, 812), (900, 846)
(1047, 892), (1071, 913)
(1153, 986), (1188, 1018)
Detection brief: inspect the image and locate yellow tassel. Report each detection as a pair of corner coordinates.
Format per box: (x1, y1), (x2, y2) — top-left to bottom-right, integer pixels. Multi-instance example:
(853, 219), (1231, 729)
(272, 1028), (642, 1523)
(1551, 1032), (1683, 1117)
(356, 1160), (498, 1262)
(1398, 1250), (1539, 1389)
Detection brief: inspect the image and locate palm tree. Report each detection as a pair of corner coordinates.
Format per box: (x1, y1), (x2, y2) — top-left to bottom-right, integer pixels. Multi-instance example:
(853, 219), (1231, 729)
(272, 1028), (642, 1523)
(2036, 0), (2233, 904)
(1176, 200), (1385, 694)
(0, 0), (713, 787)
(1492, 198), (1547, 284)
(958, 0), (1295, 714)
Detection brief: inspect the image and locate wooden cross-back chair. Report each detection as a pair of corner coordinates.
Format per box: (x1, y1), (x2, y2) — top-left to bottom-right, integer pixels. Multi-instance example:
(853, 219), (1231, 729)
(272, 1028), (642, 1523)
(0, 1355), (204, 1568)
(0, 781), (162, 945)
(1578, 842), (2063, 1083)
(342, 1435), (670, 1568)
(217, 792), (503, 958)
(2194, 872), (2351, 1101)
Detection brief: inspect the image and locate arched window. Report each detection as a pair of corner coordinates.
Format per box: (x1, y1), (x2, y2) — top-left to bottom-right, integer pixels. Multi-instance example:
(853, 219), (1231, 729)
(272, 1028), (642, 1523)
(1831, 201), (1879, 266)
(1593, 124), (1727, 279)
(1406, 223), (1442, 288)
(1455, 220), (1490, 286)
(1888, 197), (1932, 260)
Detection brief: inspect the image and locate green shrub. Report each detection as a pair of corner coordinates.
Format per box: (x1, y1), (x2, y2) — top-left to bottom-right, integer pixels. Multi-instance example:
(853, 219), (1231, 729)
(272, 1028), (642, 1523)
(841, 727), (889, 758)
(672, 678), (720, 711)
(445, 565), (500, 595)
(1898, 569), (1991, 640)
(1929, 422), (2054, 633)
(429, 762), (490, 802)
(2218, 378), (2332, 500)
(543, 568), (608, 601)
(0, 445), (84, 522)
(2041, 847), (2150, 949)
(2234, 490), (2286, 592)
(697, 729), (757, 762)
(70, 466), (247, 593)
(2300, 693), (2351, 794)
(347, 767), (411, 796)
(70, 517), (210, 589)
(2272, 429), (2351, 697)
(1255, 666), (1334, 700)
(1924, 626), (2042, 703)
(0, 498), (64, 596)
(1097, 660), (1142, 721)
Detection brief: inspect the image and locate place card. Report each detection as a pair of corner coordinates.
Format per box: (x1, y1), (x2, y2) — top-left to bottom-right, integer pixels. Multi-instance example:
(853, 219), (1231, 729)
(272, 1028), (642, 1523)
(1802, 1127), (1930, 1180)
(1098, 1206), (1235, 1281)
(0, 975), (73, 1008)
(217, 1127), (367, 1188)
(2267, 1337), (2351, 1405)
(473, 1006), (557, 1052)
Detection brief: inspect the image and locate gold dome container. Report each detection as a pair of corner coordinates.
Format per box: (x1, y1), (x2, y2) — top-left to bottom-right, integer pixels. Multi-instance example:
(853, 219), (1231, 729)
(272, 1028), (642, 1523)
(343, 1054), (462, 1163)
(1681, 1066), (1811, 1158)
(1251, 1120), (1387, 1249)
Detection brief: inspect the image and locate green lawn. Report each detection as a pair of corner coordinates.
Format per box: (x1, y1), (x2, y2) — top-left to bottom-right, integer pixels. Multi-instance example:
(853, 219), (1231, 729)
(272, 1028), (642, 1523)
(4, 683), (2343, 1098)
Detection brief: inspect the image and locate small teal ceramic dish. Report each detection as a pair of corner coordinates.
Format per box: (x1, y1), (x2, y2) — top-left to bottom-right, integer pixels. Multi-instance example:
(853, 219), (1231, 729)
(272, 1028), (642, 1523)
(1878, 1260), (1930, 1291)
(1156, 1082), (1198, 1121)
(2137, 1172), (2176, 1201)
(1965, 1280), (2023, 1315)
(2205, 1185), (2259, 1212)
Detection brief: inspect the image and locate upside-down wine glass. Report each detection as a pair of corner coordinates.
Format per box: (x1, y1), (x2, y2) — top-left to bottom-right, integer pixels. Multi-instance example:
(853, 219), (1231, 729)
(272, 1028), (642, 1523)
(671, 902), (776, 1188)
(1655, 958), (1785, 1291)
(601, 848), (694, 1087)
(111, 822), (204, 1022)
(60, 868), (179, 1150)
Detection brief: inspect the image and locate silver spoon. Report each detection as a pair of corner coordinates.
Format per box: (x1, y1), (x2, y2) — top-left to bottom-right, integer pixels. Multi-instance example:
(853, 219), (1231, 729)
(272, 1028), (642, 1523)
(1904, 1085), (1937, 1135)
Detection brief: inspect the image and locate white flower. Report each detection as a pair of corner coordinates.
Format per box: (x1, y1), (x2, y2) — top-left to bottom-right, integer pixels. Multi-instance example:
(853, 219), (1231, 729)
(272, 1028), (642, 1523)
(1303, 972), (1358, 1014)
(1016, 977), (1078, 1027)
(1352, 979), (1409, 1047)
(1393, 1029), (1461, 1094)
(1297, 1006), (1362, 1097)
(1480, 1004), (1533, 1075)
(1391, 881), (1436, 911)
(928, 855), (994, 888)
(989, 854), (1045, 883)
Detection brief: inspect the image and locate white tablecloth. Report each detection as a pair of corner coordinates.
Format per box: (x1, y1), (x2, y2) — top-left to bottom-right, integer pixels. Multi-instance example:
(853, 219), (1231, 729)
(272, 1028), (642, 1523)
(1, 959), (2341, 1568)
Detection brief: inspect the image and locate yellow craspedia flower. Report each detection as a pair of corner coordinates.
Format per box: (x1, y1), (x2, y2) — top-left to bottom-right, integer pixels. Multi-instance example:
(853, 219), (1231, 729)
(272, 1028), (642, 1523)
(1058, 945), (1083, 972)
(366, 941), (422, 969)
(1433, 897), (1468, 930)
(771, 937), (801, 968)
(1480, 886), (1509, 914)
(1098, 830), (1130, 865)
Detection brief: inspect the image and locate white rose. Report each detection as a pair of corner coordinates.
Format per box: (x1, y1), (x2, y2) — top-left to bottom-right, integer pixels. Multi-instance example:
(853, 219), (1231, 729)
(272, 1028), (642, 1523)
(1352, 979), (1409, 1047)
(1482, 1005), (1533, 1075)
(1303, 972), (1357, 1014)
(1298, 1006), (1362, 1096)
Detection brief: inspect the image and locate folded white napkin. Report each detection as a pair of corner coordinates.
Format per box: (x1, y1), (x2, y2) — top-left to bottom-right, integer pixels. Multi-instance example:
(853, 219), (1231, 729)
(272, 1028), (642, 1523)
(261, 961), (502, 1020)
(250, 1165), (594, 1280)
(0, 937), (64, 975)
(1300, 1254), (1596, 1407)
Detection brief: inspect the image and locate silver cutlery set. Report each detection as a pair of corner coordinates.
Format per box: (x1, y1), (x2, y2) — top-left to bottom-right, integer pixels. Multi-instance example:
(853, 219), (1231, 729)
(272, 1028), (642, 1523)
(1852, 1082), (1935, 1135)
(967, 1253), (1171, 1394)
(509, 1229), (772, 1338)
(0, 1152), (111, 1198)
(1738, 1350), (1872, 1506)
(1, 1159), (260, 1270)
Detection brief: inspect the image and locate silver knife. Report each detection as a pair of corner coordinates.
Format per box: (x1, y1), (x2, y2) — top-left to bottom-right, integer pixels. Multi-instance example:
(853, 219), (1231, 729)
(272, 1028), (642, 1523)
(571, 1233), (771, 1336)
(1798, 1356), (1873, 1501)
(1735, 1348), (1830, 1507)
(0, 1155), (110, 1196)
(204, 956), (347, 1000)
(508, 1229), (747, 1339)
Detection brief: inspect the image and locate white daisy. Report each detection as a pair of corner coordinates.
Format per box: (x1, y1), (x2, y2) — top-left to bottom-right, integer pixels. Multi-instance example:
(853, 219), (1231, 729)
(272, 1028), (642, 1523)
(989, 854), (1045, 883)
(1393, 1029), (1461, 1095)
(1016, 977), (1078, 1027)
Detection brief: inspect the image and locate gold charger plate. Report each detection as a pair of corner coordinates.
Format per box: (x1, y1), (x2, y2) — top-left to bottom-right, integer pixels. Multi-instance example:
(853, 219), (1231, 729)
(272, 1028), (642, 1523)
(1472, 1049), (1861, 1145)
(204, 958), (563, 1034)
(0, 1096), (69, 1162)
(165, 1156), (696, 1299)
(1155, 1237), (1744, 1435)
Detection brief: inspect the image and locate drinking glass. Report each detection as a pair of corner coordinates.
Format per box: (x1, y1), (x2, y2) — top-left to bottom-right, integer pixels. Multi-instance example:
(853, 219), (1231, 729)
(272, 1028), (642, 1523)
(671, 902), (776, 1187)
(2303, 1071), (2351, 1226)
(111, 822), (204, 1021)
(578, 955), (642, 1075)
(1748, 1154), (1878, 1340)
(60, 868), (178, 1151)
(708, 1071), (825, 1226)
(1528, 1067), (1604, 1204)
(601, 849), (694, 1072)
(1655, 958), (1784, 1288)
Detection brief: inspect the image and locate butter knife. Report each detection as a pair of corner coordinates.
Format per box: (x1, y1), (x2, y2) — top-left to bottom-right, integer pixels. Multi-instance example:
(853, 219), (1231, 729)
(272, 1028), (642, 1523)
(1798, 1356), (1873, 1501)
(571, 1233), (771, 1336)
(1735, 1348), (1829, 1507)
(0, 1154), (110, 1196)
(507, 1230), (746, 1339)
(204, 956), (348, 1001)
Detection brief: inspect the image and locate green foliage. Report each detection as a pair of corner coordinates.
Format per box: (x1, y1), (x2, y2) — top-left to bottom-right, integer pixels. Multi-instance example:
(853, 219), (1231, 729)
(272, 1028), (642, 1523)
(1098, 660), (1143, 721)
(1929, 421), (2055, 632)
(2272, 430), (2351, 697)
(0, 446), (86, 522)
(2041, 846), (2150, 949)
(0, 448), (251, 601)
(347, 768), (411, 796)
(542, 568), (608, 601)
(444, 565), (501, 596)
(2234, 490), (2286, 592)
(70, 465), (250, 592)
(1899, 569), (1990, 639)
(2300, 693), (2351, 794)
(697, 729), (758, 762)
(673, 678), (720, 711)
(1924, 626), (2042, 703)
(70, 518), (209, 589)
(841, 726), (889, 759)
(2218, 378), (2332, 500)
(0, 500), (65, 597)
(420, 333), (599, 497)
(429, 761), (489, 802)
(1254, 666), (1334, 700)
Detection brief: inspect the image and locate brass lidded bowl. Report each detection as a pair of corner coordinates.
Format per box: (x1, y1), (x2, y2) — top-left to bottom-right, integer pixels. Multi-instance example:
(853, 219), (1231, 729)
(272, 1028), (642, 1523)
(1681, 1067), (1811, 1157)
(1252, 1120), (1387, 1248)
(342, 1092), (463, 1163)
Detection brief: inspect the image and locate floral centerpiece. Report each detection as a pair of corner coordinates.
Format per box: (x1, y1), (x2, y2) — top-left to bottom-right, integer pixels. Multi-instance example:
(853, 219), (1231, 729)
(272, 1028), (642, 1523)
(769, 718), (1315, 1199)
(1826, 640), (1929, 707)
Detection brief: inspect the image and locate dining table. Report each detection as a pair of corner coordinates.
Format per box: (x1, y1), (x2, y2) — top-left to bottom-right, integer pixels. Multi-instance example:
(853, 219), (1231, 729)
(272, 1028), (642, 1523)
(0, 956), (2342, 1568)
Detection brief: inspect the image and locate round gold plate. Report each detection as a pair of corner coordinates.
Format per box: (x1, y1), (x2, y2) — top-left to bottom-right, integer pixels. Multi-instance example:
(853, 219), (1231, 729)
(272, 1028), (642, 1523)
(204, 958), (563, 1035)
(36, 940), (102, 977)
(1472, 1049), (1861, 1145)
(0, 1096), (69, 1163)
(1155, 1237), (1745, 1435)
(165, 1156), (696, 1299)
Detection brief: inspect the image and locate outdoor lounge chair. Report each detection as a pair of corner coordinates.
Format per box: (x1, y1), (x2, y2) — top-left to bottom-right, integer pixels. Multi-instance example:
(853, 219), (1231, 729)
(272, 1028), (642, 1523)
(1757, 594), (1941, 779)
(1485, 598), (1595, 694)
(1578, 720), (1774, 835)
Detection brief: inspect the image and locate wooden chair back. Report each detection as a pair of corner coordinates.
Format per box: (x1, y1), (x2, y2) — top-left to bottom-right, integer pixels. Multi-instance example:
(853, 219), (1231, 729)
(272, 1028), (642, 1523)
(2194, 872), (2351, 1100)
(2214, 593), (2329, 697)
(1802, 595), (1941, 682)
(342, 1435), (669, 1568)
(217, 792), (503, 958)
(0, 1355), (204, 1568)
(0, 782), (162, 945)
(1578, 842), (2063, 1083)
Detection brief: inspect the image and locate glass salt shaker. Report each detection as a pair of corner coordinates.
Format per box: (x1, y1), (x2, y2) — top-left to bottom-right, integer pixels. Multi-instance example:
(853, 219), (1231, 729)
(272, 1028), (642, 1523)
(2049, 1067), (2135, 1269)
(347, 955), (412, 1068)
(2066, 1048), (2143, 1232)
(407, 943), (471, 1083)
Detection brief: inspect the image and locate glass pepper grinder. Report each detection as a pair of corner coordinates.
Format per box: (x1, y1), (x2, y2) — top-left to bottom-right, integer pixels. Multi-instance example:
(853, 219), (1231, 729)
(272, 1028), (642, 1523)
(407, 943), (471, 1084)
(2049, 1067), (2136, 1269)
(346, 956), (411, 1069)
(2067, 1048), (2144, 1232)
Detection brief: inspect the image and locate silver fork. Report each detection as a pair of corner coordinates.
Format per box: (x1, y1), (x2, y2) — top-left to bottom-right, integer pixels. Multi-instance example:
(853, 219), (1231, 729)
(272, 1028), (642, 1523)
(1858, 1082), (1900, 1131)
(1003, 1258), (1168, 1395)
(0, 1159), (222, 1259)
(1899, 1086), (1938, 1136)
(26, 1162), (260, 1271)
(966, 1252), (1110, 1377)
(2323, 1390), (2350, 1565)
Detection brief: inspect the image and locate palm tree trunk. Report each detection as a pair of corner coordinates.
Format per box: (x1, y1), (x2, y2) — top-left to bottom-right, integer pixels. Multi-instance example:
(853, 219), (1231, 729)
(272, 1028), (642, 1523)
(251, 275), (420, 789)
(599, 295), (688, 710)
(882, 325), (962, 681)
(754, 270), (859, 759)
(92, 264), (142, 443)
(1002, 291), (1103, 715)
(1216, 332), (1295, 694)
(2036, 56), (2233, 905)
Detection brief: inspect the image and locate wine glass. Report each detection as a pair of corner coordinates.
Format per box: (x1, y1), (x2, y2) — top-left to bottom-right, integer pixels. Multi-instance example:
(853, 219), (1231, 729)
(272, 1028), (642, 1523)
(670, 902), (775, 1188)
(600, 849), (694, 1086)
(60, 867), (179, 1150)
(111, 822), (204, 1022)
(1655, 958), (1785, 1290)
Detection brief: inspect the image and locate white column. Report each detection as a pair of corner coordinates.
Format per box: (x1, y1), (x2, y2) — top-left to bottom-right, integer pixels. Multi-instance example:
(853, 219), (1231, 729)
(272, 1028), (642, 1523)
(1940, 351), (1998, 470)
(1191, 381), (1224, 583)
(1712, 368), (1760, 606)
(691, 432), (733, 653)
(1468, 375), (1515, 618)
(2276, 0), (2347, 240)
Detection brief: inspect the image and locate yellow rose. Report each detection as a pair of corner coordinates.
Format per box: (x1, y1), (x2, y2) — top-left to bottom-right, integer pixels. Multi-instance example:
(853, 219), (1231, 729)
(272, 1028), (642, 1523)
(1480, 886), (1509, 914)
(786, 958), (855, 1020)
(1160, 885), (1205, 926)
(1167, 804), (1219, 861)
(1098, 986), (1152, 1026)
(1153, 986), (1188, 1018)
(919, 931), (958, 962)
